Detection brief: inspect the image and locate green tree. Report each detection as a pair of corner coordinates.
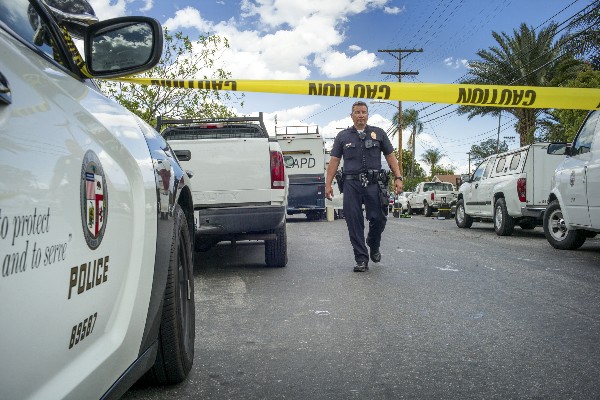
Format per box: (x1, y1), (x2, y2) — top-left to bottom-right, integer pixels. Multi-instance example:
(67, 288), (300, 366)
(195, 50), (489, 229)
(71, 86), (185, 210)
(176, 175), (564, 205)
(388, 148), (425, 192)
(434, 165), (456, 176)
(563, 4), (600, 69)
(420, 148), (445, 179)
(458, 23), (578, 146)
(540, 66), (600, 142)
(469, 138), (509, 164)
(97, 29), (242, 126)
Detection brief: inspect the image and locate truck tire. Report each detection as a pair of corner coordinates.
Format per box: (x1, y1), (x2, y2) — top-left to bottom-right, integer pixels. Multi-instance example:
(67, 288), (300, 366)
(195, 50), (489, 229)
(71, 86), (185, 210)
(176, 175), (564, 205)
(543, 200), (587, 250)
(306, 210), (322, 221)
(494, 198), (515, 236)
(144, 204), (195, 384)
(455, 199), (473, 228)
(424, 202), (432, 217)
(265, 224), (288, 267)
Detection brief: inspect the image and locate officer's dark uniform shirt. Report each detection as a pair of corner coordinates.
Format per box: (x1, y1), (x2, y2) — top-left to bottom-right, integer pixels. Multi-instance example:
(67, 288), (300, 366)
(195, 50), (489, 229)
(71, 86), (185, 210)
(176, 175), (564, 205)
(331, 125), (395, 174)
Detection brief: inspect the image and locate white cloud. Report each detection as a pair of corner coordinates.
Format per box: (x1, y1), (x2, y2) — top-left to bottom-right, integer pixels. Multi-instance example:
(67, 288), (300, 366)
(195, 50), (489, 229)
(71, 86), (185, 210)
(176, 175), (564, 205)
(186, 1), (391, 79)
(384, 6), (405, 15)
(163, 7), (211, 32)
(140, 0), (153, 12)
(443, 57), (469, 69)
(314, 50), (383, 78)
(88, 0), (127, 19)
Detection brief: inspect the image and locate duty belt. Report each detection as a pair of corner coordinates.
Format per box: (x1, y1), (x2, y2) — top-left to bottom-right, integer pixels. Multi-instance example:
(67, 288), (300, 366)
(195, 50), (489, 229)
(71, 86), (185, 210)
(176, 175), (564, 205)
(344, 170), (380, 187)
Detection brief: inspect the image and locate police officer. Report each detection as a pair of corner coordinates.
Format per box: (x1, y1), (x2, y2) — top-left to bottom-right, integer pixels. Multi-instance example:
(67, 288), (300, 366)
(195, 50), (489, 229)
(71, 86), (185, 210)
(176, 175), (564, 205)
(325, 101), (403, 272)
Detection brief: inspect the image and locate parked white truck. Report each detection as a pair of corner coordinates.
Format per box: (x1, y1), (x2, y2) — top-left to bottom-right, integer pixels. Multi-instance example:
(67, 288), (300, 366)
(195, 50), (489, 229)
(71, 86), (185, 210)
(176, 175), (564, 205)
(407, 181), (457, 217)
(455, 143), (566, 236)
(543, 110), (600, 250)
(158, 113), (289, 267)
(277, 126), (326, 221)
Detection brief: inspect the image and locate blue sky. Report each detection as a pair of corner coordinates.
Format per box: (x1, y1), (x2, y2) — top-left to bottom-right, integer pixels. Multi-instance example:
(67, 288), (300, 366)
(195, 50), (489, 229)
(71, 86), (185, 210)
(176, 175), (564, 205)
(89, 0), (594, 174)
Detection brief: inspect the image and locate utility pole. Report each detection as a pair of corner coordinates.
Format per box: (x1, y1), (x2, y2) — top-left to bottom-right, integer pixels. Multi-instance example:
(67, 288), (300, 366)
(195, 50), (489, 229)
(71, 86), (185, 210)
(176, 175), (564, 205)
(496, 111), (502, 154)
(378, 48), (423, 178)
(467, 152), (471, 174)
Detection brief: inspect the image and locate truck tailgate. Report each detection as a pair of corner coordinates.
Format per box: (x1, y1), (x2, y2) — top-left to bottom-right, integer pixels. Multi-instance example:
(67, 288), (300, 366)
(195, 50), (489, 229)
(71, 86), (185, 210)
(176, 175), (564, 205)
(171, 138), (272, 205)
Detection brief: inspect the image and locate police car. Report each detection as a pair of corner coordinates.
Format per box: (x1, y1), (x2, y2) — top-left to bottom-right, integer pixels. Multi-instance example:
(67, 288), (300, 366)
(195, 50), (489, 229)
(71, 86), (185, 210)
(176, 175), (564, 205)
(0, 0), (196, 398)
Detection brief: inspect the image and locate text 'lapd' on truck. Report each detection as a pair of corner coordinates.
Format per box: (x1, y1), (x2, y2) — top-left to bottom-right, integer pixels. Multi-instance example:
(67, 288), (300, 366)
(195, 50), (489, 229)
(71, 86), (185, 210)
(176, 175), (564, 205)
(0, 0), (196, 399)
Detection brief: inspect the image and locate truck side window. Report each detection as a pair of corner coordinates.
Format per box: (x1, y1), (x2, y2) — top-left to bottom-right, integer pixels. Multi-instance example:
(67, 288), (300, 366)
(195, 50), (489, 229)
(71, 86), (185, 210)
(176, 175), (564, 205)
(510, 153), (522, 170)
(483, 157), (495, 178)
(472, 160), (488, 182)
(572, 111), (599, 155)
(495, 157), (506, 173)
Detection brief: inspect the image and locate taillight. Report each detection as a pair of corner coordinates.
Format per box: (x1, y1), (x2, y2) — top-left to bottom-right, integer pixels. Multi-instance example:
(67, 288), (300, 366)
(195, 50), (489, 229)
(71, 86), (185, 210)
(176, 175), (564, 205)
(270, 150), (285, 189)
(517, 178), (526, 202)
(430, 192), (434, 201)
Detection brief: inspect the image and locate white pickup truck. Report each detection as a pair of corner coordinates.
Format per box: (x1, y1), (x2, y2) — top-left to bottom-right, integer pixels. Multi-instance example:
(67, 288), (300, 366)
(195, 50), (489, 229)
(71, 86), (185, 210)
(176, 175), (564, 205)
(543, 110), (600, 249)
(158, 113), (289, 267)
(407, 181), (457, 217)
(455, 143), (566, 236)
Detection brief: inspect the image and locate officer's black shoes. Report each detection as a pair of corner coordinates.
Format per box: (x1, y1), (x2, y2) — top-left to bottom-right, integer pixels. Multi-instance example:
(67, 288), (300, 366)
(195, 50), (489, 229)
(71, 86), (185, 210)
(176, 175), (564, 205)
(370, 248), (381, 263)
(366, 237), (381, 263)
(354, 261), (368, 272)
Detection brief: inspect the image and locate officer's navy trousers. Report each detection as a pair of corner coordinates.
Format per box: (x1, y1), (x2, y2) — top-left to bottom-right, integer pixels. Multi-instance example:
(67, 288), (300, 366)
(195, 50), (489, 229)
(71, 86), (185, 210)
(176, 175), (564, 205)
(342, 180), (387, 264)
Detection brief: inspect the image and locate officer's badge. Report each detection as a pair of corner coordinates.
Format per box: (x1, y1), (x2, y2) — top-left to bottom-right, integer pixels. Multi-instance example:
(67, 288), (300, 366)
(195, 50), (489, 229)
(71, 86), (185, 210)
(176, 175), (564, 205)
(80, 150), (108, 250)
(371, 132), (377, 140)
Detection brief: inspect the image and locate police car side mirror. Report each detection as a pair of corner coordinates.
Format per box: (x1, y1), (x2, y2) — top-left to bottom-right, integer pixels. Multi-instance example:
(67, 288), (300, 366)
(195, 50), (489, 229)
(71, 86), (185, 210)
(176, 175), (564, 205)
(85, 16), (163, 78)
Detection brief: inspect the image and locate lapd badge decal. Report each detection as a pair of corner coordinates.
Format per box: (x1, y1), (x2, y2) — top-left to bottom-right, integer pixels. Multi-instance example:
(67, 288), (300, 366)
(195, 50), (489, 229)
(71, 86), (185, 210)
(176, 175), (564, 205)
(80, 150), (108, 250)
(570, 171), (576, 187)
(371, 132), (377, 140)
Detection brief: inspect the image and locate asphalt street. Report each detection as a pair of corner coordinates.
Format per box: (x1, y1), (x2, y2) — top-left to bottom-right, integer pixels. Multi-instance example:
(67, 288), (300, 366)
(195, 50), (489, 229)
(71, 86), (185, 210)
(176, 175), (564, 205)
(123, 213), (600, 400)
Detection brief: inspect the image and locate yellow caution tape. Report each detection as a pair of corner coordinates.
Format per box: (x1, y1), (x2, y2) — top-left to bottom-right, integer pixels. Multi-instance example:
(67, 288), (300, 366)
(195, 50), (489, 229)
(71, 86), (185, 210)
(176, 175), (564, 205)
(61, 27), (92, 78)
(111, 77), (600, 110)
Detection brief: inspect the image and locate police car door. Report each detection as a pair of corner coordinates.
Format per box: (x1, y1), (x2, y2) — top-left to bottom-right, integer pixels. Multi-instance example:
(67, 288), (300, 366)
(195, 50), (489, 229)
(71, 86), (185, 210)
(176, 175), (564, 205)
(0, 2), (156, 398)
(561, 111), (599, 227)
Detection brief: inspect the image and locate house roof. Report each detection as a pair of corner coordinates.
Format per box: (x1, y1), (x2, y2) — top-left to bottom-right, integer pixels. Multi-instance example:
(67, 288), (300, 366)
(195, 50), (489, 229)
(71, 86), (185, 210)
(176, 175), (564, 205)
(433, 174), (461, 185)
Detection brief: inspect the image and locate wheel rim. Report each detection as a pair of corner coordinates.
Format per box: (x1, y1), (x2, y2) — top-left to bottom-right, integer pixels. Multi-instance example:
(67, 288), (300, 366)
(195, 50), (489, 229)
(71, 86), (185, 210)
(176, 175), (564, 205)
(457, 205), (465, 223)
(548, 208), (568, 242)
(495, 205), (503, 227)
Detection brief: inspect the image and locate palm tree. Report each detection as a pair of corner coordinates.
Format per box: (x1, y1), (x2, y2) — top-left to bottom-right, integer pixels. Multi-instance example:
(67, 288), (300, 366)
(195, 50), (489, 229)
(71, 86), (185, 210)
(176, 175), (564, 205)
(564, 3), (600, 69)
(420, 148), (445, 178)
(458, 23), (577, 146)
(392, 108), (423, 178)
(403, 109), (423, 178)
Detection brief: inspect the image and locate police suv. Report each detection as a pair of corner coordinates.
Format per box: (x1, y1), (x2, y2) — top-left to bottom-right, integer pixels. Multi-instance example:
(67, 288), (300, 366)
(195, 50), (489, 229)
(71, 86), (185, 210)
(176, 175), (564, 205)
(0, 0), (196, 398)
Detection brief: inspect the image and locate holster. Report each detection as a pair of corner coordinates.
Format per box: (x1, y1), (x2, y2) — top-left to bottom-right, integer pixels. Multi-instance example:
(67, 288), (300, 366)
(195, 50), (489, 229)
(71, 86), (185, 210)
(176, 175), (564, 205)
(376, 169), (391, 215)
(335, 170), (344, 194)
